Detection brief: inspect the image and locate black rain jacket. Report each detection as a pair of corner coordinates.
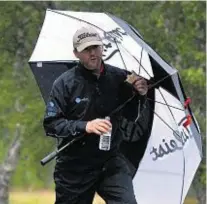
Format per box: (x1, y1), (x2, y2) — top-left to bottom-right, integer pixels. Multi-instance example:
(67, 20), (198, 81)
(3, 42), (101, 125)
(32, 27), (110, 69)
(43, 62), (143, 168)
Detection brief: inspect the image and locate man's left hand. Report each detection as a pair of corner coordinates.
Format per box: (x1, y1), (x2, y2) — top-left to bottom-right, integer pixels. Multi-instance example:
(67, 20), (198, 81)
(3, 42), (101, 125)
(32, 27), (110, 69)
(133, 76), (148, 95)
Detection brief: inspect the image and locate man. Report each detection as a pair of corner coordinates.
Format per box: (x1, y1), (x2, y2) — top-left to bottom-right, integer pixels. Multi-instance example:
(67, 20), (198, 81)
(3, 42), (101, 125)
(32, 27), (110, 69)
(43, 27), (148, 204)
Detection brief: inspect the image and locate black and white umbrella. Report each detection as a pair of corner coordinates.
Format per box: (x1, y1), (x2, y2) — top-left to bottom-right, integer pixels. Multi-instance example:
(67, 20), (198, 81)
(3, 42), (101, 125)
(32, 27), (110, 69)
(29, 9), (202, 204)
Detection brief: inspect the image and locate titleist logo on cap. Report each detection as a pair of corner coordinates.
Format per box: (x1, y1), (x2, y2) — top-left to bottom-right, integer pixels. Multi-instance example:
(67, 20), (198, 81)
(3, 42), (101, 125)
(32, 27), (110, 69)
(77, 32), (98, 42)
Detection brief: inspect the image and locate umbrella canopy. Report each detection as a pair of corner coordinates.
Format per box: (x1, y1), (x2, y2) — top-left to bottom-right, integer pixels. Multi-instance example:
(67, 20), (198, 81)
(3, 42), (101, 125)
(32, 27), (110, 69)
(29, 9), (202, 204)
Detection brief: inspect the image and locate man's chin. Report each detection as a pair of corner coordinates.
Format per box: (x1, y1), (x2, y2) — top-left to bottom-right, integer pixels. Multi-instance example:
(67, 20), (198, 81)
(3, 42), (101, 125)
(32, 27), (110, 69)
(86, 66), (96, 70)
(87, 63), (98, 70)
(84, 60), (101, 70)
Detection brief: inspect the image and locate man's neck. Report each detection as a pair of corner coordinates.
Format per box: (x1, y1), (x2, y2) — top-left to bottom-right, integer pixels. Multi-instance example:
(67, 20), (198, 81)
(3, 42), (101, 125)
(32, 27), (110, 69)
(93, 63), (104, 78)
(81, 61), (103, 77)
(93, 68), (101, 77)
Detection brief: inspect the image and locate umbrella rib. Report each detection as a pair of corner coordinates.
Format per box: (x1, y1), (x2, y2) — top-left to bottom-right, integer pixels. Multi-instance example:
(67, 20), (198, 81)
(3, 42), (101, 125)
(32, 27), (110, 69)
(114, 38), (128, 71)
(138, 48), (143, 75)
(158, 88), (177, 126)
(149, 107), (182, 139)
(48, 9), (106, 33)
(48, 9), (124, 45)
(134, 48), (144, 122)
(119, 44), (152, 79)
(147, 98), (184, 111)
(148, 103), (186, 202)
(157, 85), (187, 203)
(148, 73), (175, 90)
(179, 154), (186, 204)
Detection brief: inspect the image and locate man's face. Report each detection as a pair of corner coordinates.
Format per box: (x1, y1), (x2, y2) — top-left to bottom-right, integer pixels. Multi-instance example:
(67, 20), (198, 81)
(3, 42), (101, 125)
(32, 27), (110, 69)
(74, 45), (103, 70)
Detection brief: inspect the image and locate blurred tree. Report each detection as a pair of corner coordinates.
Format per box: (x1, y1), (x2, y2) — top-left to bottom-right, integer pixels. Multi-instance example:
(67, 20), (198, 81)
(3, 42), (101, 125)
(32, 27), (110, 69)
(0, 125), (22, 204)
(0, 1), (60, 199)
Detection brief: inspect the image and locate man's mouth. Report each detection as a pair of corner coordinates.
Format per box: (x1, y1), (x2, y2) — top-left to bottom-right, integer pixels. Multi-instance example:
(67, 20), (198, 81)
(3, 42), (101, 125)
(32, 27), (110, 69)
(90, 58), (98, 63)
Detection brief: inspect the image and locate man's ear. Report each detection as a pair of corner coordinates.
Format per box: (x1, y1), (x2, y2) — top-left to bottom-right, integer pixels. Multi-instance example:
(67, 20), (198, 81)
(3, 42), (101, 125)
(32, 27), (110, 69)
(73, 49), (79, 58)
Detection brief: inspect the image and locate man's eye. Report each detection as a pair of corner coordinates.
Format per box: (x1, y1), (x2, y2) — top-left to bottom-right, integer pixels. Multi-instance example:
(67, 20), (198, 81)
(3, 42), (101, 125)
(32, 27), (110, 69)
(84, 45), (99, 51)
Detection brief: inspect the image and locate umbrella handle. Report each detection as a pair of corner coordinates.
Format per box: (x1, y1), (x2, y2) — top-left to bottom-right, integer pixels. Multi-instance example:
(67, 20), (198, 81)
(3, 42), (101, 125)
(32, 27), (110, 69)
(40, 150), (58, 166)
(40, 135), (84, 166)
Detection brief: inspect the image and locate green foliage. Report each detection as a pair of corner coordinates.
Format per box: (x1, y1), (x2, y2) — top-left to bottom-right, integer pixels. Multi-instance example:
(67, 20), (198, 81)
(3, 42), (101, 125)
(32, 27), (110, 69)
(0, 1), (55, 189)
(0, 2), (205, 200)
(182, 68), (205, 86)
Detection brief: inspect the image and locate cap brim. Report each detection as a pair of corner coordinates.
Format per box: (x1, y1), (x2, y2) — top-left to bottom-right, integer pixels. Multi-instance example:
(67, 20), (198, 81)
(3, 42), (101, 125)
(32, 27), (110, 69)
(77, 41), (103, 52)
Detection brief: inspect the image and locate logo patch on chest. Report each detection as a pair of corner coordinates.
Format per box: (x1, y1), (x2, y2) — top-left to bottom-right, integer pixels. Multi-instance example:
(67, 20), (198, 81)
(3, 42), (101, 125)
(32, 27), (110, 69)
(75, 97), (89, 104)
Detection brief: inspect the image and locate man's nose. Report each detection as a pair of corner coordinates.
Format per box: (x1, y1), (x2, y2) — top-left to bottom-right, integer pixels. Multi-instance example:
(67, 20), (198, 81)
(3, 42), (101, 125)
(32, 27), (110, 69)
(88, 47), (96, 54)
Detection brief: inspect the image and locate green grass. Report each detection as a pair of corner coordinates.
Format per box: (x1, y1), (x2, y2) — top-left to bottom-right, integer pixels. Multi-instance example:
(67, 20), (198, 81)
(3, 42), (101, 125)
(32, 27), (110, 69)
(9, 190), (198, 204)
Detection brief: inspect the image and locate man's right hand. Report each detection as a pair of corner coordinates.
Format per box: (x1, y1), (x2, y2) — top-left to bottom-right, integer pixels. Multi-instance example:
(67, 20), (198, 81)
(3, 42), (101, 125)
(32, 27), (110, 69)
(86, 118), (112, 135)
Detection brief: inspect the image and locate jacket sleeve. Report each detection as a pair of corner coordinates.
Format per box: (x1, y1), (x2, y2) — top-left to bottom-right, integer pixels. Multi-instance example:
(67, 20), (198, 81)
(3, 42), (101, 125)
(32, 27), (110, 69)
(118, 71), (149, 142)
(43, 80), (87, 139)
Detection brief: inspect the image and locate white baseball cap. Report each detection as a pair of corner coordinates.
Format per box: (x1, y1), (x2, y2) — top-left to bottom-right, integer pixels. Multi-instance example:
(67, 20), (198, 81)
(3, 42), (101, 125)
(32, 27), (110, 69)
(73, 27), (103, 52)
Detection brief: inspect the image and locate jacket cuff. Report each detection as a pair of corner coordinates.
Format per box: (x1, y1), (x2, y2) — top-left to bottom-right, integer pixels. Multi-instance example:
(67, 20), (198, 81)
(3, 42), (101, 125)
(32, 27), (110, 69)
(76, 121), (87, 132)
